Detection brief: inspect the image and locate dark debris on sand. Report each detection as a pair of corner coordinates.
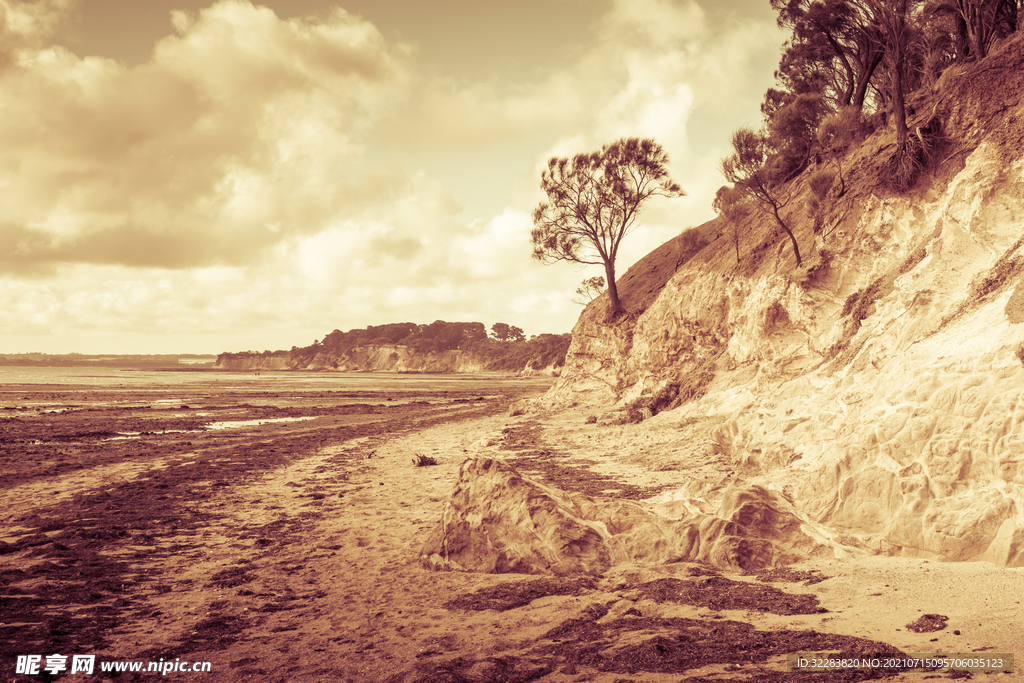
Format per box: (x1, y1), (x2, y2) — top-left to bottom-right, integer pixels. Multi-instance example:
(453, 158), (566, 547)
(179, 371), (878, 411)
(445, 577), (599, 612)
(906, 613), (949, 633)
(421, 571), (911, 683)
(412, 597), (905, 683)
(755, 567), (830, 585)
(634, 575), (827, 615)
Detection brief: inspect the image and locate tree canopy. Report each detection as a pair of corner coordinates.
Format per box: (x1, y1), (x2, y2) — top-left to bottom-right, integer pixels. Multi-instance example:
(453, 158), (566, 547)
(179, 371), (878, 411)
(718, 0), (1020, 266)
(490, 323), (525, 342)
(531, 137), (684, 318)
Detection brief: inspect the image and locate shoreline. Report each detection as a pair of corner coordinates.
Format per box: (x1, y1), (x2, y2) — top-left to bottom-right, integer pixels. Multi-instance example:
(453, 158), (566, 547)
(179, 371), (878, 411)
(1, 380), (1021, 681)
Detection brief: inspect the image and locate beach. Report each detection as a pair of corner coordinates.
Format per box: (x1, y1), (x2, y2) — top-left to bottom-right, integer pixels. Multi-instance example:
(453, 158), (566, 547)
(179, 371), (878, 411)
(2, 372), (1022, 682)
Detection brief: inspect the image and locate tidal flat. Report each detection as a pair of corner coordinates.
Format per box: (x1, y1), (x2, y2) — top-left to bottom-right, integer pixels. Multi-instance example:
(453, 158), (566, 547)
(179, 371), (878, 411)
(1, 373), (1018, 682)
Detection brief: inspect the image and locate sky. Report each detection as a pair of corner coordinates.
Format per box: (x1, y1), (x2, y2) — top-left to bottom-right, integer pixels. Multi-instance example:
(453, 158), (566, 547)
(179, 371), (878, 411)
(0, 0), (785, 354)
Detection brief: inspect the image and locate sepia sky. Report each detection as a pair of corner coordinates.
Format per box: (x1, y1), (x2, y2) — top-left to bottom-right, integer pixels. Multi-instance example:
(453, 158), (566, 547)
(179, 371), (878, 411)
(0, 0), (784, 354)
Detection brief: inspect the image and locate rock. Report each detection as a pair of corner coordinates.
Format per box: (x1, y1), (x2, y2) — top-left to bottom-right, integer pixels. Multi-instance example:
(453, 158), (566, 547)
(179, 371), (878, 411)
(535, 68), (1024, 566)
(906, 614), (948, 633)
(421, 457), (613, 574)
(421, 457), (833, 574)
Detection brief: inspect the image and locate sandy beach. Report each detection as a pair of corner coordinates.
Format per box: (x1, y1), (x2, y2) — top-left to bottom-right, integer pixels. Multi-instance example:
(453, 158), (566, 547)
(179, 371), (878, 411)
(2, 375), (1022, 682)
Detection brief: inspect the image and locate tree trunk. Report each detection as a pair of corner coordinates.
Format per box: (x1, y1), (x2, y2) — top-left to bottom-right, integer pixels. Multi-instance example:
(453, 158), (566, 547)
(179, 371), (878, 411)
(885, 0), (910, 151)
(892, 50), (908, 151)
(604, 260), (624, 318)
(770, 200), (802, 266)
(852, 52), (883, 108)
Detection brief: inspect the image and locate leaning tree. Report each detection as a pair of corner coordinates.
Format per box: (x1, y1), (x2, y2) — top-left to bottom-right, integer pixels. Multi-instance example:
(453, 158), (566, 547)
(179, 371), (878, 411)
(531, 137), (684, 318)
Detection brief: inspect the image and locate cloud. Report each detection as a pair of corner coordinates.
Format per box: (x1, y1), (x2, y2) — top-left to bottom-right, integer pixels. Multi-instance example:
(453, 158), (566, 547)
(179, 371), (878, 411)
(0, 0), (787, 354)
(381, 73), (589, 151)
(0, 0), (75, 68)
(0, 0), (410, 272)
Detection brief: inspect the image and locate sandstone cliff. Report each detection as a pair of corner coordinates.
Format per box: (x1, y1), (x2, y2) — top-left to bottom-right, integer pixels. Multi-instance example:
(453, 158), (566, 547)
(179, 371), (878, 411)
(216, 345), (491, 373)
(542, 37), (1024, 567)
(216, 344), (566, 375)
(311, 345), (489, 373)
(217, 322), (570, 374)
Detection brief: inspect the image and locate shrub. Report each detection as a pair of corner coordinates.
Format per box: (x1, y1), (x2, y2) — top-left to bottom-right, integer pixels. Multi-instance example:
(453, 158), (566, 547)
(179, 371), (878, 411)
(809, 169), (835, 200)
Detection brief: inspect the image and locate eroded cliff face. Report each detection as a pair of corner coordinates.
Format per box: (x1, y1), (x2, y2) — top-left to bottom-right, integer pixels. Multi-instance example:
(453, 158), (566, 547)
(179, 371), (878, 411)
(214, 355), (294, 371)
(543, 42), (1024, 566)
(216, 345), (492, 373)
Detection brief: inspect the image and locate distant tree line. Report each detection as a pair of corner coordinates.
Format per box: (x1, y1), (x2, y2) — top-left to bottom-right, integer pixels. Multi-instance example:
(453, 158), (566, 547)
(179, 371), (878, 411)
(717, 0), (1020, 264)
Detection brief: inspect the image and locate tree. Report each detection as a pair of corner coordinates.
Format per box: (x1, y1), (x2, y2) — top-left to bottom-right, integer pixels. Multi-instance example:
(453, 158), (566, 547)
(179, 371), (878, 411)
(926, 0), (1019, 61)
(721, 127), (804, 266)
(490, 322), (511, 341)
(772, 0), (887, 109)
(869, 0), (914, 147)
(765, 92), (829, 178)
(490, 323), (526, 342)
(531, 137), (684, 318)
(817, 105), (868, 198)
(572, 276), (606, 306)
(713, 185), (754, 264)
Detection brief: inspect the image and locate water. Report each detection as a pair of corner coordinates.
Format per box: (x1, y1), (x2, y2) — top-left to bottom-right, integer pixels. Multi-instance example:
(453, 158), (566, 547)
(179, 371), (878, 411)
(0, 365), (554, 393)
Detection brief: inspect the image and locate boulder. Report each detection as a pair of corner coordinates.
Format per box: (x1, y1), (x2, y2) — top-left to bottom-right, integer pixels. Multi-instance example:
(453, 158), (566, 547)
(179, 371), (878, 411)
(420, 457), (614, 575)
(421, 457), (833, 574)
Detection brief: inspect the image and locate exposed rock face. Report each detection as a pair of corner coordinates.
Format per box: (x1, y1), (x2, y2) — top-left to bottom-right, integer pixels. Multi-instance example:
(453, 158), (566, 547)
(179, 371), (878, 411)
(215, 345), (488, 373)
(421, 457), (834, 574)
(310, 345), (487, 373)
(216, 346), (563, 375)
(542, 40), (1024, 566)
(213, 355), (294, 371)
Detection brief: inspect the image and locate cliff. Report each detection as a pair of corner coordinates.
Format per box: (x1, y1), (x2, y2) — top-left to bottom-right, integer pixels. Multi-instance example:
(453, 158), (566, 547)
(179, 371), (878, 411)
(216, 340), (570, 376)
(313, 345), (488, 373)
(543, 36), (1024, 566)
(216, 345), (491, 373)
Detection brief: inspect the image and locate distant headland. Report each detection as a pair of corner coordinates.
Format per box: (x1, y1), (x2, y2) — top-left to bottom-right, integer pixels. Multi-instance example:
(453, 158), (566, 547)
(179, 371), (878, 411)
(215, 321), (570, 375)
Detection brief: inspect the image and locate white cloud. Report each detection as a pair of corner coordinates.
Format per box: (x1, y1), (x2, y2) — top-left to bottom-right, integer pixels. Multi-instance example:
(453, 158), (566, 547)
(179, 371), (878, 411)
(0, 0), (410, 272)
(0, 0), (786, 354)
(524, 0), (784, 267)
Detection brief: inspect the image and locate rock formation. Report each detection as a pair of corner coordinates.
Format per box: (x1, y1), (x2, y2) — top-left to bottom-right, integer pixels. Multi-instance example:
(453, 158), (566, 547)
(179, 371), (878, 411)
(536, 36), (1024, 567)
(215, 339), (568, 375)
(421, 457), (837, 573)
(215, 345), (490, 373)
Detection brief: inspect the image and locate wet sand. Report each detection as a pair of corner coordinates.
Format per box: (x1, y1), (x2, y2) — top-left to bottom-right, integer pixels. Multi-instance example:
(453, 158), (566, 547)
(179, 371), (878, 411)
(1, 377), (1020, 682)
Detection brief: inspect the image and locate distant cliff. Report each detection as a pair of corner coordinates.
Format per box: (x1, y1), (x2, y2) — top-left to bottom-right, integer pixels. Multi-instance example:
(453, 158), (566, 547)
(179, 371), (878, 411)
(216, 322), (569, 375)
(216, 345), (490, 373)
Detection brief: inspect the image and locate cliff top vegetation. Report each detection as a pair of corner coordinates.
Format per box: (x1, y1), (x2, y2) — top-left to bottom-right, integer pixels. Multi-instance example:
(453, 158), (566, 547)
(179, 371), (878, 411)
(714, 0), (1022, 268)
(591, 2), (1024, 329)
